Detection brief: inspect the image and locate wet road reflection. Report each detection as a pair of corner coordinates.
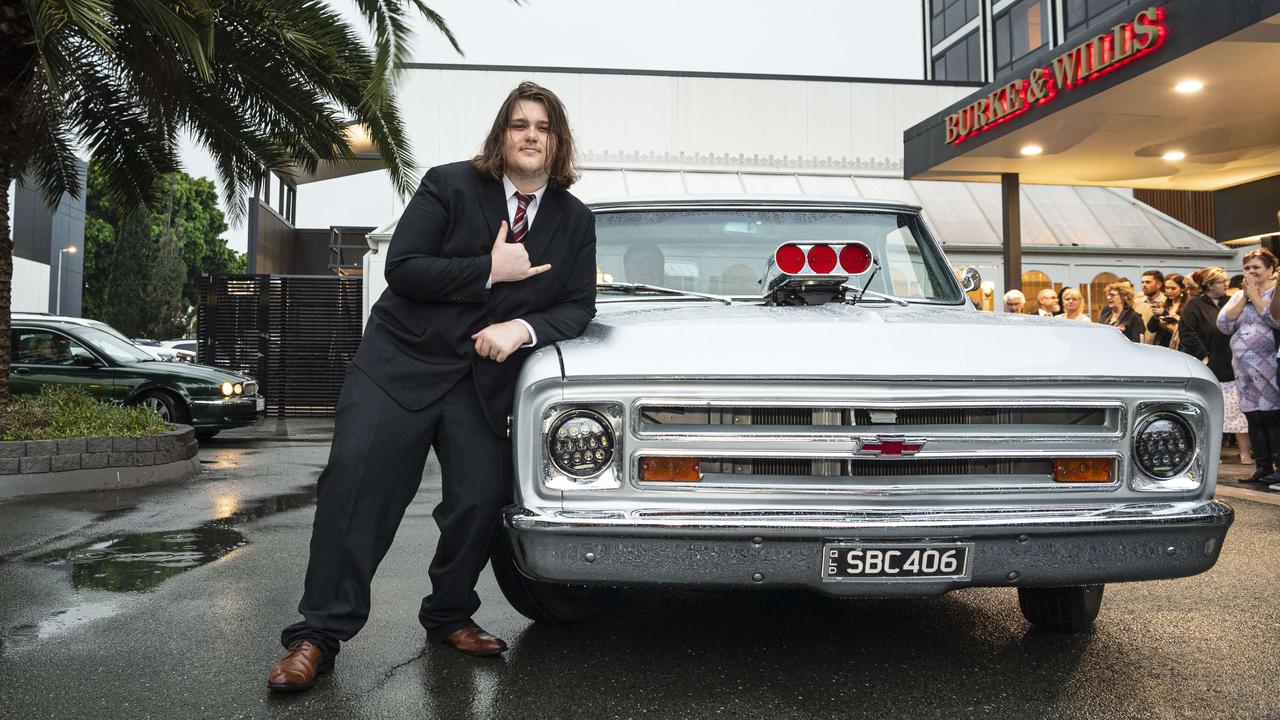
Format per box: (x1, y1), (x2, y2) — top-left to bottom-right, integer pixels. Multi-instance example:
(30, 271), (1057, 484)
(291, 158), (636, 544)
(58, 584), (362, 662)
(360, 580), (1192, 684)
(32, 528), (248, 592)
(28, 488), (316, 593)
(1, 487), (318, 655)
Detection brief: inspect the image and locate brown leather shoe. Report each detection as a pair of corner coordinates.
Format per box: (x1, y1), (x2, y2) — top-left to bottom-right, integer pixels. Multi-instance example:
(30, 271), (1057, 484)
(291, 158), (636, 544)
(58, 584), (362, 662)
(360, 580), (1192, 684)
(436, 623), (508, 657)
(267, 640), (333, 692)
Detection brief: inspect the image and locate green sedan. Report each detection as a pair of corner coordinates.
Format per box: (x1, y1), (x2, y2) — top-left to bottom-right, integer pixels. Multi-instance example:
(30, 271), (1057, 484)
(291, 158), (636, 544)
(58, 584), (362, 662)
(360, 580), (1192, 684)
(10, 318), (264, 439)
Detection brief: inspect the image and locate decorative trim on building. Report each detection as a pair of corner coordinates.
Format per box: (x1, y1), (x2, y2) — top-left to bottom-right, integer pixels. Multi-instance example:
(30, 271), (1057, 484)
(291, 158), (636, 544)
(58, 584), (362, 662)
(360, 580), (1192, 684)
(579, 150), (903, 173)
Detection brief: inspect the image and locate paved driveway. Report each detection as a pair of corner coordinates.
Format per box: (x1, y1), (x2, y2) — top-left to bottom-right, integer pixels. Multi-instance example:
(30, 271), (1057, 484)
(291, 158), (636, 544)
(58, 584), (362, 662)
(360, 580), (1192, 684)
(0, 419), (1276, 720)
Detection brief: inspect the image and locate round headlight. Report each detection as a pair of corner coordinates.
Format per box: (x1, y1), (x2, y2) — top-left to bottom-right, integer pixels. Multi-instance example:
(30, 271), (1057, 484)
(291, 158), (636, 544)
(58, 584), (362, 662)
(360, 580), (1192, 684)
(233, 383), (243, 395)
(221, 382), (233, 396)
(1134, 413), (1194, 479)
(548, 409), (615, 478)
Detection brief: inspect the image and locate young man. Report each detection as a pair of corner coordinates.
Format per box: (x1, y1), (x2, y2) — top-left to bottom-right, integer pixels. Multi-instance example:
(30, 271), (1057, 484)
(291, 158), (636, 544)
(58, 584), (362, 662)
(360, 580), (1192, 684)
(267, 82), (597, 692)
(1138, 270), (1167, 343)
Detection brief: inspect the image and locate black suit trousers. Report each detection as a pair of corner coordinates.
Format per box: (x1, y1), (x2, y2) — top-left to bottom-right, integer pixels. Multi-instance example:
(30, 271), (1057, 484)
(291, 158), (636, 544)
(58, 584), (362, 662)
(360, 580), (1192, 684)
(281, 364), (510, 659)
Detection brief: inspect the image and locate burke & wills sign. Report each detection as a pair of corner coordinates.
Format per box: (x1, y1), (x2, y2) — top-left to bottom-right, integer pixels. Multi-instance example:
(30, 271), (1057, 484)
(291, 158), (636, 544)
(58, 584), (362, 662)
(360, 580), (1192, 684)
(944, 6), (1167, 146)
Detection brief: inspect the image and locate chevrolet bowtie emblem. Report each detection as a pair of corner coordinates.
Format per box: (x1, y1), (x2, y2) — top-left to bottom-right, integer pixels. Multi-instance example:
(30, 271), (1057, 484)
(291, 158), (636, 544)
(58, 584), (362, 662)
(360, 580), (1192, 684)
(857, 437), (926, 456)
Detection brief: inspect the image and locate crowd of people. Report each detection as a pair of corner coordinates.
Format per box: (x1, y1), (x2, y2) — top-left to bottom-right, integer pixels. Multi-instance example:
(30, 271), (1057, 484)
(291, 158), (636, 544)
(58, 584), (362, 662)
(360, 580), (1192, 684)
(1002, 251), (1280, 492)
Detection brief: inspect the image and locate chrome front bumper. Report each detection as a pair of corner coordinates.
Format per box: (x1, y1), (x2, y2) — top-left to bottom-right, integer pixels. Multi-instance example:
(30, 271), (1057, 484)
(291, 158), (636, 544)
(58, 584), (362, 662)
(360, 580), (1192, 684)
(501, 500), (1234, 597)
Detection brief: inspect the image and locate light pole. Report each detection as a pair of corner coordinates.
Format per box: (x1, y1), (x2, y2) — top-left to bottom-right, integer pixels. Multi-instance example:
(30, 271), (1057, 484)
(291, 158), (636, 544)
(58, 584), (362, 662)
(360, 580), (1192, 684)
(56, 246), (76, 315)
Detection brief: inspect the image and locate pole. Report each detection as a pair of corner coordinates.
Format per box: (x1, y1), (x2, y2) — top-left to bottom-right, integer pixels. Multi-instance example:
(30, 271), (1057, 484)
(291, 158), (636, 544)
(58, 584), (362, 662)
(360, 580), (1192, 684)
(1001, 173), (1022, 296)
(56, 249), (63, 315)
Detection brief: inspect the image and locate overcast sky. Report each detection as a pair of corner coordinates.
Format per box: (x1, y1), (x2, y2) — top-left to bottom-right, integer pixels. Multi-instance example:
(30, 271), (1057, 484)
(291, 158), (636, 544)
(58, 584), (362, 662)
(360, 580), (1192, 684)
(180, 0), (925, 253)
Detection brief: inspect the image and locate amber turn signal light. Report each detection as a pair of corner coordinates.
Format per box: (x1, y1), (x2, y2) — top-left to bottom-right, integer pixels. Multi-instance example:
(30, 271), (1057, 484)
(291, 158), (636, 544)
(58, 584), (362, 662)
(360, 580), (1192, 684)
(1052, 458), (1113, 483)
(639, 457), (702, 482)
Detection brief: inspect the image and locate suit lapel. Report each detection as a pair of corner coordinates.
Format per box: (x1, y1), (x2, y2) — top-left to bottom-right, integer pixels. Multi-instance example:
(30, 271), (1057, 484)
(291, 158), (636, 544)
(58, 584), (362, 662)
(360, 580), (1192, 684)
(523, 188), (563, 264)
(476, 176), (507, 246)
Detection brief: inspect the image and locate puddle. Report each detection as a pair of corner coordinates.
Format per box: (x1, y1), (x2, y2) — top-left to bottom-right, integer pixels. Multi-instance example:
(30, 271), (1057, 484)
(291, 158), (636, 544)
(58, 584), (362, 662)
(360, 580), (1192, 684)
(26, 487), (315, 593)
(32, 527), (248, 592)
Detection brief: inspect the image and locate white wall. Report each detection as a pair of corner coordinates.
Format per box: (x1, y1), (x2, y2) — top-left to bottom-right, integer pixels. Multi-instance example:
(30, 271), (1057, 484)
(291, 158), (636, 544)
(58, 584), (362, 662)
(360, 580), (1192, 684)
(315, 70), (974, 228)
(12, 256), (50, 313)
(399, 70), (972, 178)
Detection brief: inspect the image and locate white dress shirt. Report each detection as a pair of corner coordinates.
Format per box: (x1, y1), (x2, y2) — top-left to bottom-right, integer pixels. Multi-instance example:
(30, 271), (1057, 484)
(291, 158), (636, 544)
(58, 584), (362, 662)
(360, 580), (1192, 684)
(485, 175), (549, 346)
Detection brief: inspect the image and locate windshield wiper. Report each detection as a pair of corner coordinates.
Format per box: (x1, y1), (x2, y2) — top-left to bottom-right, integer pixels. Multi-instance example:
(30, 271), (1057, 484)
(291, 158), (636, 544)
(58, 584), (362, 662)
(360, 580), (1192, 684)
(843, 285), (910, 307)
(596, 282), (732, 306)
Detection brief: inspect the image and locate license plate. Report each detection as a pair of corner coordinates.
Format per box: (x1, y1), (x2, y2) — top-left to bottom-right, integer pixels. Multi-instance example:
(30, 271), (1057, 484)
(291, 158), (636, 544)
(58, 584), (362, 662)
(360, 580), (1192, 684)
(255, 397), (265, 412)
(822, 543), (972, 581)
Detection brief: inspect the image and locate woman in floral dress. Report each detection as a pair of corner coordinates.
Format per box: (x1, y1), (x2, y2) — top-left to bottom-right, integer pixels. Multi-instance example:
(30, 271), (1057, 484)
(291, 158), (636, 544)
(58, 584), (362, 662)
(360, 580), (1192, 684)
(1217, 249), (1280, 484)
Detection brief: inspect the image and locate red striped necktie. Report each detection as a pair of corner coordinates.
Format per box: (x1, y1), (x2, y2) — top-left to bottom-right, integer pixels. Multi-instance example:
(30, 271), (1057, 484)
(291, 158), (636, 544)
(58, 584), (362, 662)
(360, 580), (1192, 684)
(511, 192), (535, 243)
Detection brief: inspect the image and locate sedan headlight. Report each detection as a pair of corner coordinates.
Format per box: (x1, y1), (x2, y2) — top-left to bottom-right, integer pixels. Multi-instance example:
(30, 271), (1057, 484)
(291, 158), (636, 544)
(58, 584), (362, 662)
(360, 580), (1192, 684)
(549, 409), (615, 478)
(233, 383), (243, 395)
(221, 382), (233, 396)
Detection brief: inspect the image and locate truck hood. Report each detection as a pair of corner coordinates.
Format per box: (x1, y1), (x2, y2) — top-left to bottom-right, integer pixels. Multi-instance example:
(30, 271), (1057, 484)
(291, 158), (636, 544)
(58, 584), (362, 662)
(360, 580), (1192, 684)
(554, 301), (1211, 382)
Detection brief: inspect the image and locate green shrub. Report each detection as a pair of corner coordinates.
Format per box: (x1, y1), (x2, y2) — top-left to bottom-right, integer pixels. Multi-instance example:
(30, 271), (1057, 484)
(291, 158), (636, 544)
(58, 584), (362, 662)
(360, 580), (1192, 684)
(0, 386), (171, 441)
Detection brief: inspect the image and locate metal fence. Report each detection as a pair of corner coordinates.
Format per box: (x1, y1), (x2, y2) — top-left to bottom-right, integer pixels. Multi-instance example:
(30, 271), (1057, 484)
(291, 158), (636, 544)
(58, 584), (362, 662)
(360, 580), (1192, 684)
(197, 274), (362, 416)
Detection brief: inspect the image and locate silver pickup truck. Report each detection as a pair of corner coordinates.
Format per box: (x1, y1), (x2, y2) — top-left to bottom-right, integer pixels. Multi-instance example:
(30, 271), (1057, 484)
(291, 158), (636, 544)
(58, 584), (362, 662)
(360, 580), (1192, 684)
(492, 196), (1233, 633)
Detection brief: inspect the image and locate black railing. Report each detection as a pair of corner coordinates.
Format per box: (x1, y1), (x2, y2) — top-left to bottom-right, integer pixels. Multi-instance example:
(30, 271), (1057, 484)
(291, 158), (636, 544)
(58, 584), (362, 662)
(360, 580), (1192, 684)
(198, 274), (362, 416)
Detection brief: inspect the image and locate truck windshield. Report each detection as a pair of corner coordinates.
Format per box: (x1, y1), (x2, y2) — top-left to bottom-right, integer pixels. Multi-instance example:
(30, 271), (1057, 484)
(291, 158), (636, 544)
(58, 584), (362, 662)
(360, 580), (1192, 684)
(593, 209), (964, 303)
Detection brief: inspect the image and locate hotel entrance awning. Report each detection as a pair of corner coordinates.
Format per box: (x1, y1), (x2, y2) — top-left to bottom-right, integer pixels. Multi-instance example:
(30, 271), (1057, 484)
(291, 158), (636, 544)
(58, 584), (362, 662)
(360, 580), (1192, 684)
(904, 0), (1280, 283)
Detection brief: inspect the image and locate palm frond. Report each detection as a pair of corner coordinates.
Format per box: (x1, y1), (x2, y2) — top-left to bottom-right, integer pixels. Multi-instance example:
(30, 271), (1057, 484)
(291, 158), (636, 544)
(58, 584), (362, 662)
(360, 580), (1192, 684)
(116, 0), (215, 81)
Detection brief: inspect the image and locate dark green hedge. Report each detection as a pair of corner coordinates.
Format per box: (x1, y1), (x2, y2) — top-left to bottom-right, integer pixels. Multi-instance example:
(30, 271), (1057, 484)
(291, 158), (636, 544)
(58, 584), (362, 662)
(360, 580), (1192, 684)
(1, 386), (171, 441)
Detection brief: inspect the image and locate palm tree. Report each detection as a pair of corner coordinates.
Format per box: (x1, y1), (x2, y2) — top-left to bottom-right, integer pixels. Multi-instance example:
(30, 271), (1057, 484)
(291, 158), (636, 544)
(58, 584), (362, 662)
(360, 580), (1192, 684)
(0, 0), (465, 405)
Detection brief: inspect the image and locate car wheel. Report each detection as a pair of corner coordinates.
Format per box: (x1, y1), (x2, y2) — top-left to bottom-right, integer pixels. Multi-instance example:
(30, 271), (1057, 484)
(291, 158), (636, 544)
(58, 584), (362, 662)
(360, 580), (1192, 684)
(1017, 584), (1104, 633)
(137, 391), (188, 424)
(491, 530), (619, 624)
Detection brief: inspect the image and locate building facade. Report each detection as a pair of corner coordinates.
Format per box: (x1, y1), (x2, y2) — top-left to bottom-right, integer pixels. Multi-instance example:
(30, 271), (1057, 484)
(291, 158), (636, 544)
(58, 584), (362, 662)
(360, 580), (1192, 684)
(925, 0), (1147, 84)
(918, 0), (1280, 251)
(7, 160), (87, 316)
(355, 65), (1229, 326)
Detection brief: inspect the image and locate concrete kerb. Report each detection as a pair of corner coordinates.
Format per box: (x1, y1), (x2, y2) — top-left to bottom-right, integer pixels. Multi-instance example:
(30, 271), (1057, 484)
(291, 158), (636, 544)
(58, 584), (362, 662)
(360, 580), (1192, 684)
(0, 426), (201, 501)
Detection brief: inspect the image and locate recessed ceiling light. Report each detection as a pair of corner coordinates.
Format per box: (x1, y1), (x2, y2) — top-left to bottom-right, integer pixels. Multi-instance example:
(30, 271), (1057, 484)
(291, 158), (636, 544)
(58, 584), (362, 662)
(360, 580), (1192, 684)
(1163, 150), (1186, 161)
(1174, 79), (1204, 93)
(1020, 145), (1043, 156)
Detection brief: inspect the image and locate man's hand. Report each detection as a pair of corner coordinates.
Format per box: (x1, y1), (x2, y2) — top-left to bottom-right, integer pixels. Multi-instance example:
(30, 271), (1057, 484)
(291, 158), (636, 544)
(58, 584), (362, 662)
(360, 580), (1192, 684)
(490, 220), (552, 283)
(471, 320), (533, 362)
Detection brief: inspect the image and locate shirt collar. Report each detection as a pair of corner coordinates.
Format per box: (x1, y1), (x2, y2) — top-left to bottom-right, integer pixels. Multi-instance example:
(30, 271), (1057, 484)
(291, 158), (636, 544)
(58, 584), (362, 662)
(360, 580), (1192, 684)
(503, 175), (548, 203)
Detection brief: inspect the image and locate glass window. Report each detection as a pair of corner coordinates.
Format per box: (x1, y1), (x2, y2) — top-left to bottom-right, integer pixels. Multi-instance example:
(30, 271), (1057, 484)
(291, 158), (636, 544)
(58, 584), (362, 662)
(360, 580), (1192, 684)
(13, 329), (93, 366)
(908, 180), (998, 247)
(72, 326), (155, 363)
(933, 30), (982, 83)
(993, 0), (1049, 75)
(1066, 0), (1137, 36)
(931, 0), (979, 42)
(1021, 270), (1056, 313)
(593, 210), (964, 303)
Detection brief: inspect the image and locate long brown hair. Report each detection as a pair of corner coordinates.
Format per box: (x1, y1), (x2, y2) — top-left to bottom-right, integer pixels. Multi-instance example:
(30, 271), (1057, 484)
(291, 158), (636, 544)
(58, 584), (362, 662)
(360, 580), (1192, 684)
(471, 82), (579, 188)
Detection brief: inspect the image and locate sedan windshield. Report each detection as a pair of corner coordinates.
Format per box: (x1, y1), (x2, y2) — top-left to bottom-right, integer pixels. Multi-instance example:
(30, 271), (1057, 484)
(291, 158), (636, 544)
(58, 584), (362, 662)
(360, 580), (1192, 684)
(593, 209), (964, 303)
(73, 326), (156, 363)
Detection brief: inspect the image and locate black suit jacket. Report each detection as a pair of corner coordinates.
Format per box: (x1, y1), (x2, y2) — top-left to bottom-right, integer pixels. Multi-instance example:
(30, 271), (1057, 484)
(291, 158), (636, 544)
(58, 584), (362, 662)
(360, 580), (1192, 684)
(353, 161), (597, 433)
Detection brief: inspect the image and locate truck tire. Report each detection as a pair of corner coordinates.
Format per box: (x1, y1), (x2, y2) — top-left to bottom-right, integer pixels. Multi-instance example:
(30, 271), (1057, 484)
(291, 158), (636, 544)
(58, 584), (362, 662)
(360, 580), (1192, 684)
(491, 532), (619, 624)
(1017, 584), (1104, 632)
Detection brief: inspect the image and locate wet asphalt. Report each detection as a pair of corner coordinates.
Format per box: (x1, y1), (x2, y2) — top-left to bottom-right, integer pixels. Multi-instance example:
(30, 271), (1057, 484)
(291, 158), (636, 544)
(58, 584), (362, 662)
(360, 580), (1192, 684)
(0, 419), (1277, 720)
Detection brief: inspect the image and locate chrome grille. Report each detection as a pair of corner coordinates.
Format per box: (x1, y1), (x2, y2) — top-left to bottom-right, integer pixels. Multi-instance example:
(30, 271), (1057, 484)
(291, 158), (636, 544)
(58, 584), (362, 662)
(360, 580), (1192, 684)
(627, 397), (1126, 494)
(695, 457), (1055, 478)
(638, 404), (1112, 433)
